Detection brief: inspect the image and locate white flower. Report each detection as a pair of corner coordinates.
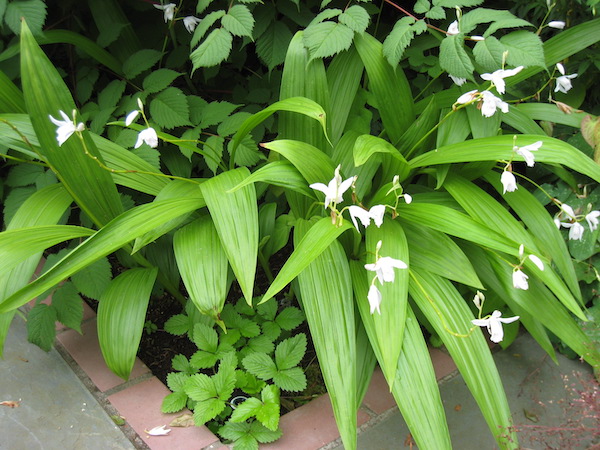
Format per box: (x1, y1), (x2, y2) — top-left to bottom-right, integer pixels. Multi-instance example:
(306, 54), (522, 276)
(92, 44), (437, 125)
(472, 310), (520, 343)
(480, 66), (523, 94)
(154, 3), (176, 22)
(449, 75), (467, 86)
(555, 63), (577, 94)
(512, 269), (529, 290)
(514, 141), (542, 167)
(456, 89), (479, 104)
(473, 290), (485, 309)
(471, 35), (485, 41)
(404, 193), (412, 204)
(348, 205), (386, 231)
(365, 255), (408, 285)
(367, 285), (382, 315)
(447, 20), (460, 35)
(125, 110), (140, 126)
(528, 254), (545, 271)
(48, 110), (85, 147)
(548, 21), (566, 29)
(135, 127), (159, 149)
(183, 16), (201, 33)
(560, 203), (577, 220)
(480, 91), (509, 117)
(309, 165), (354, 209)
(585, 210), (600, 231)
(562, 221), (585, 240)
(145, 425), (171, 436)
(501, 171), (518, 194)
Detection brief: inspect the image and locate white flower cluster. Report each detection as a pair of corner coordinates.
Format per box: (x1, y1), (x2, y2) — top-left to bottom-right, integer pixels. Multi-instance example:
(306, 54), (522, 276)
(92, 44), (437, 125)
(124, 98), (159, 149)
(500, 140), (543, 194)
(554, 203), (599, 241)
(154, 3), (201, 33)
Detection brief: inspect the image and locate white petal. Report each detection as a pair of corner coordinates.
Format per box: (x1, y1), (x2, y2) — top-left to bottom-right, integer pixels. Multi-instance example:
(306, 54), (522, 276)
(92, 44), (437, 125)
(369, 205), (386, 227)
(568, 222), (585, 240)
(548, 21), (565, 29)
(512, 269), (529, 290)
(368, 285), (382, 315)
(518, 244), (525, 258)
(348, 205), (371, 231)
(471, 35), (485, 41)
(449, 75), (467, 86)
(560, 203), (576, 219)
(528, 254), (545, 271)
(585, 211), (600, 231)
(556, 63), (566, 75)
(404, 193), (412, 204)
(500, 171), (518, 194)
(125, 110), (139, 126)
(447, 20), (459, 35)
(456, 89), (478, 104)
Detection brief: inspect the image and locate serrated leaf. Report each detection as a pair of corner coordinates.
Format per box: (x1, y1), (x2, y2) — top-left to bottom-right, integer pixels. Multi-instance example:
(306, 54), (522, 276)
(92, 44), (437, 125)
(164, 314), (190, 335)
(275, 307), (304, 331)
(51, 282), (83, 332)
(191, 9), (226, 47)
(250, 421), (282, 443)
(191, 28), (233, 70)
(425, 6), (445, 19)
(473, 36), (504, 72)
(435, 0), (484, 6)
(219, 422), (252, 441)
(338, 5), (369, 34)
(383, 17), (416, 67)
(161, 391), (188, 413)
(275, 333), (306, 370)
(143, 69), (182, 94)
(256, 299), (277, 321)
(222, 4), (254, 38)
(272, 367), (307, 392)
(200, 101), (240, 128)
(71, 256), (111, 301)
(167, 372), (189, 392)
(256, 394), (280, 431)
(185, 373), (216, 401)
(123, 49), (162, 79)
(26, 303), (57, 351)
(243, 353), (277, 380)
(440, 34), (474, 79)
(238, 317), (261, 337)
(303, 22), (354, 60)
(193, 398), (226, 426)
(228, 135), (262, 166)
(5, 0), (47, 35)
(261, 321), (281, 341)
(98, 80), (126, 109)
(193, 323), (219, 352)
(172, 354), (196, 374)
(6, 164), (44, 187)
(247, 335), (275, 354)
(413, 0), (430, 13)
(203, 135), (225, 173)
(309, 8), (342, 25)
(499, 31), (545, 68)
(196, 0), (213, 14)
(230, 397), (262, 422)
(213, 355), (237, 399)
(217, 112), (253, 136)
(190, 350), (219, 369)
(149, 87), (191, 129)
(256, 21), (293, 71)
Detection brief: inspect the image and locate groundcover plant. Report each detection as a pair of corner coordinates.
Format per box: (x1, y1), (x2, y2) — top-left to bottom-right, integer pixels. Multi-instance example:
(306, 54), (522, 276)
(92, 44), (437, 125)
(0, 1), (599, 448)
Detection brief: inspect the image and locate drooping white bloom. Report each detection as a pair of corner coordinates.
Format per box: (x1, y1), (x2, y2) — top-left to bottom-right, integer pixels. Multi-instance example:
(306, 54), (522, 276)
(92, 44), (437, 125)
(449, 75), (467, 86)
(480, 66), (523, 94)
(135, 127), (159, 149)
(480, 91), (509, 117)
(154, 3), (176, 22)
(309, 165), (354, 209)
(447, 20), (460, 35)
(555, 63), (577, 94)
(472, 310), (520, 343)
(367, 284), (382, 315)
(183, 16), (201, 33)
(365, 255), (408, 284)
(585, 210), (600, 231)
(48, 110), (85, 147)
(125, 110), (140, 126)
(471, 35), (485, 41)
(514, 141), (542, 167)
(456, 89), (479, 104)
(501, 170), (518, 194)
(404, 193), (412, 204)
(548, 21), (566, 29)
(528, 254), (545, 271)
(559, 203), (577, 220)
(512, 269), (529, 290)
(145, 425), (171, 436)
(473, 290), (485, 309)
(562, 221), (585, 240)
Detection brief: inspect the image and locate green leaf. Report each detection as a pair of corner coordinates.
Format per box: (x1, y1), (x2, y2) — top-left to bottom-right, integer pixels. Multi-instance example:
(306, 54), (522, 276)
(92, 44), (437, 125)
(230, 397), (262, 422)
(193, 323), (219, 352)
(191, 9), (226, 47)
(303, 22), (354, 60)
(473, 36), (504, 72)
(273, 367), (307, 392)
(165, 314), (190, 335)
(338, 6), (369, 34)
(193, 398), (226, 426)
(161, 391), (188, 413)
(250, 421), (282, 443)
(143, 69), (182, 94)
(51, 282), (83, 333)
(5, 0), (47, 35)
(149, 87), (191, 129)
(440, 34), (474, 79)
(243, 352), (278, 380)
(222, 4), (254, 38)
(213, 354), (237, 400)
(167, 372), (189, 392)
(97, 268), (158, 379)
(6, 164), (44, 187)
(383, 17), (417, 67)
(26, 303), (57, 351)
(228, 135), (262, 167)
(71, 256), (112, 301)
(186, 373), (216, 401)
(191, 28), (233, 70)
(190, 350), (219, 369)
(172, 354), (195, 374)
(499, 31), (544, 68)
(275, 333), (306, 370)
(122, 49), (162, 79)
(256, 22), (293, 71)
(425, 6), (445, 19)
(275, 307), (304, 331)
(353, 134), (409, 173)
(413, 0), (430, 14)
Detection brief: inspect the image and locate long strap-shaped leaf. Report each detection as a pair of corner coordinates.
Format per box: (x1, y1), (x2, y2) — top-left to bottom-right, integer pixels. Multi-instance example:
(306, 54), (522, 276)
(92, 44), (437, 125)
(295, 221), (357, 450)
(200, 168), (258, 305)
(20, 20), (123, 227)
(98, 268), (158, 379)
(174, 217), (229, 323)
(0, 197), (201, 314)
(409, 269), (518, 449)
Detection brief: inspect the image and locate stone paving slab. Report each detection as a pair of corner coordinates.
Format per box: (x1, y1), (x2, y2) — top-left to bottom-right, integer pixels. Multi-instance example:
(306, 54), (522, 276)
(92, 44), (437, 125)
(0, 316), (136, 450)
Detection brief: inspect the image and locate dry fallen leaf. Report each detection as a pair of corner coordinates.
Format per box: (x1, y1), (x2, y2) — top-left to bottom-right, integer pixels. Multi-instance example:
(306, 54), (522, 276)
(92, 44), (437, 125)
(0, 400), (20, 408)
(169, 413), (194, 428)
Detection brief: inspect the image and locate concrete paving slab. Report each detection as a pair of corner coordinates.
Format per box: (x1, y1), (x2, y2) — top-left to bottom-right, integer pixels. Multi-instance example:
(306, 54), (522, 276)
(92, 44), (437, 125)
(0, 316), (136, 450)
(329, 333), (599, 449)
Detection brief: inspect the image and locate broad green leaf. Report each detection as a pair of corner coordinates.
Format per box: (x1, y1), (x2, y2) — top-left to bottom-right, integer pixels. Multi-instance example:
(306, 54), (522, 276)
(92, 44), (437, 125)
(261, 217), (352, 304)
(409, 269), (518, 448)
(26, 303), (57, 351)
(500, 31), (544, 69)
(0, 197), (202, 314)
(192, 323), (219, 353)
(295, 224), (357, 450)
(472, 36), (504, 73)
(191, 10), (226, 47)
(149, 87), (191, 129)
(439, 35), (474, 79)
(275, 307), (304, 331)
(222, 4), (254, 38)
(338, 5), (369, 34)
(123, 49), (162, 79)
(304, 22), (354, 60)
(272, 367), (307, 391)
(514, 104), (586, 129)
(256, 21), (293, 71)
(228, 161), (314, 198)
(143, 69), (182, 93)
(51, 282), (83, 333)
(230, 397), (262, 422)
(194, 398), (226, 426)
(97, 268), (158, 379)
(0, 71), (25, 113)
(161, 391), (188, 413)
(274, 333), (306, 370)
(71, 256), (112, 301)
(200, 168), (258, 305)
(353, 134), (408, 168)
(5, 1), (47, 35)
(382, 17), (417, 67)
(174, 216), (229, 320)
(243, 353), (278, 380)
(191, 28), (233, 70)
